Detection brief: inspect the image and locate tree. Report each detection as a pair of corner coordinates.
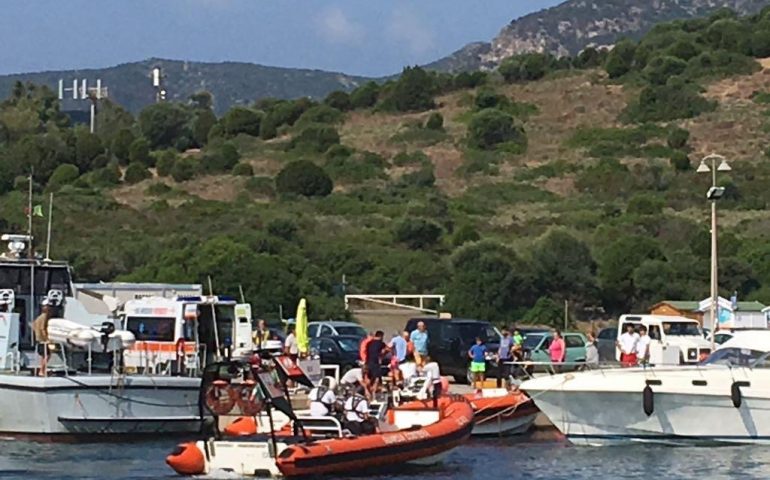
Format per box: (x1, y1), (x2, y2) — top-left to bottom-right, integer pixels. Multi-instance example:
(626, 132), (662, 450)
(521, 297), (565, 328)
(575, 47), (606, 68)
(156, 150), (177, 177)
(324, 91), (352, 111)
(643, 55), (687, 85)
(73, 128), (105, 172)
(392, 219), (443, 249)
(627, 194), (665, 215)
(221, 107), (263, 137)
(295, 105), (343, 126)
(123, 162), (151, 184)
(275, 160), (333, 197)
(201, 141), (240, 173)
(138, 102), (193, 149)
(531, 229), (597, 305)
(445, 241), (534, 323)
(705, 19), (749, 53)
(189, 91), (213, 110)
(111, 129), (135, 165)
(597, 235), (664, 313)
(670, 150), (691, 171)
(605, 39), (638, 78)
(129, 137), (152, 166)
(171, 157), (199, 182)
(667, 127), (690, 149)
(388, 66), (436, 112)
(467, 109), (526, 150)
(350, 81), (380, 109)
(453, 71), (487, 89)
(192, 109), (217, 147)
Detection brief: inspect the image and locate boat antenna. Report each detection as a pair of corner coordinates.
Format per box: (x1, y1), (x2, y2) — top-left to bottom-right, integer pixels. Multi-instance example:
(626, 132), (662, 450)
(238, 284), (245, 304)
(45, 193), (53, 260)
(207, 276), (221, 361)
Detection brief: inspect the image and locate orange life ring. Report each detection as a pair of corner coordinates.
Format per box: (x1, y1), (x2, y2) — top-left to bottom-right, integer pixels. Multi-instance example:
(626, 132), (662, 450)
(204, 380), (236, 415)
(235, 380), (263, 416)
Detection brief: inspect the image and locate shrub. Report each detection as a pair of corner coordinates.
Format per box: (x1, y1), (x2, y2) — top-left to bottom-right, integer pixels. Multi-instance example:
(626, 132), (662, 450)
(467, 109), (527, 151)
(88, 163), (121, 188)
(275, 160), (333, 197)
(627, 193), (664, 215)
(475, 88), (505, 109)
(221, 107), (263, 137)
(156, 150), (177, 177)
(231, 162), (253, 176)
(670, 150), (691, 171)
(129, 137), (152, 167)
(398, 166), (435, 188)
(386, 66), (436, 112)
(111, 129), (135, 165)
(424, 112), (444, 131)
(201, 142), (240, 173)
(605, 39), (637, 78)
(267, 218), (298, 241)
(499, 53), (552, 82)
(667, 127), (690, 149)
(245, 176), (276, 198)
(392, 151), (429, 167)
(325, 151), (386, 183)
(123, 162), (151, 184)
(393, 218), (443, 249)
(452, 224), (480, 246)
(643, 55), (687, 85)
(453, 71), (487, 89)
(291, 124), (340, 153)
(324, 91), (352, 111)
(350, 81), (380, 109)
(171, 157), (200, 182)
(295, 105), (343, 127)
(47, 164), (79, 190)
(145, 182), (172, 195)
(622, 82), (716, 123)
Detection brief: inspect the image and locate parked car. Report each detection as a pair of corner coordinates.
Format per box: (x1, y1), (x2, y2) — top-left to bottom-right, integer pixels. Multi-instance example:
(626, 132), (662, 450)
(309, 335), (362, 373)
(596, 327), (617, 362)
(404, 317), (501, 383)
(617, 315), (710, 364)
(522, 331), (588, 371)
(308, 321), (367, 339)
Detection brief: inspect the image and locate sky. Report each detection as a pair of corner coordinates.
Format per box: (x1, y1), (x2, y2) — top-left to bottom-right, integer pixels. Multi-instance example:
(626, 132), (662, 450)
(0, 0), (563, 77)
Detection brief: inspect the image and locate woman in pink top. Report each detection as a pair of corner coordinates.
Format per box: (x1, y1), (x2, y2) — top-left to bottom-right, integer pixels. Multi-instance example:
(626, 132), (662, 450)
(548, 330), (566, 373)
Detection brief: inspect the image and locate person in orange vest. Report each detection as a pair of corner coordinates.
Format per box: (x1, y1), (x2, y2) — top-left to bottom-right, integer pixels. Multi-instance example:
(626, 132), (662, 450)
(359, 331), (374, 366)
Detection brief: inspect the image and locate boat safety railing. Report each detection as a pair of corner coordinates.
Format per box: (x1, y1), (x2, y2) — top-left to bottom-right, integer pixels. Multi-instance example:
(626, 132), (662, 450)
(294, 415), (344, 438)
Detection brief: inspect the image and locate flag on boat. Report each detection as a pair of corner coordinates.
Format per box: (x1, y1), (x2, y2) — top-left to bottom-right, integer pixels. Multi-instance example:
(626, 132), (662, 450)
(25, 205), (44, 217)
(295, 298), (308, 355)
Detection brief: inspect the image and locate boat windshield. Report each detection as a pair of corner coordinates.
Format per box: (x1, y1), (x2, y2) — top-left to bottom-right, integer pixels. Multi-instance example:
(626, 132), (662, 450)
(663, 322), (702, 336)
(702, 347), (769, 367)
(337, 338), (360, 352)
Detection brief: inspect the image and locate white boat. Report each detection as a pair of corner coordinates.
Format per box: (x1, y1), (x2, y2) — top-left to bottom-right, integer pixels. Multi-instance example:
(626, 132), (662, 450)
(521, 330), (770, 445)
(0, 234), (204, 439)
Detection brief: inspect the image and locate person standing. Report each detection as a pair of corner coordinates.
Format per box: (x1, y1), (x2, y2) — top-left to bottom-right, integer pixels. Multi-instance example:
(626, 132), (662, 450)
(32, 303), (51, 376)
(284, 325), (299, 360)
(636, 325), (651, 366)
(422, 357), (443, 408)
(468, 337), (488, 391)
(365, 331), (387, 395)
(617, 323), (639, 367)
(359, 331), (374, 366)
(548, 330), (566, 373)
(389, 331), (408, 387)
(585, 332), (599, 369)
(253, 319), (271, 349)
(410, 322), (429, 367)
(497, 327), (513, 388)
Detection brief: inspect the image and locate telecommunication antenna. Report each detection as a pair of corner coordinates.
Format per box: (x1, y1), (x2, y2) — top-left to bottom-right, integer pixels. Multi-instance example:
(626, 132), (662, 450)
(151, 66), (167, 102)
(58, 78), (108, 134)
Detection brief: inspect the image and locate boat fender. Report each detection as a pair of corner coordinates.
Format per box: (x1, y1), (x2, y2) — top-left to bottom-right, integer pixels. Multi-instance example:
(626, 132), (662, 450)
(731, 382), (742, 408)
(204, 380), (236, 415)
(642, 385), (654, 416)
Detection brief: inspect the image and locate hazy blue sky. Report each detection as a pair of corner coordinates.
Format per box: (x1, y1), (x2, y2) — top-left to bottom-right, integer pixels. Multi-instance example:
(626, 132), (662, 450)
(0, 0), (562, 76)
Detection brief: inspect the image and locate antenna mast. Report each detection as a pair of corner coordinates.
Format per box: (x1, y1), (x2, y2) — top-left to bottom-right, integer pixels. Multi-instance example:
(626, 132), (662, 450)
(58, 78), (108, 133)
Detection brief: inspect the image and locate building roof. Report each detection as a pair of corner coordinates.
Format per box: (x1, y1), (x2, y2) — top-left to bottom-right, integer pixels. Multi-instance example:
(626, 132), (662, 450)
(657, 299), (767, 312)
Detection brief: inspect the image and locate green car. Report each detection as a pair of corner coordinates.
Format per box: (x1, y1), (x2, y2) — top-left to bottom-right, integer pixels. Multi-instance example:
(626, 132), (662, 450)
(522, 331), (588, 371)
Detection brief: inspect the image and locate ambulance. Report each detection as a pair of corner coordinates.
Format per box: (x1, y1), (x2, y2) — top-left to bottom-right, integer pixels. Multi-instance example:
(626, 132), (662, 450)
(120, 295), (254, 373)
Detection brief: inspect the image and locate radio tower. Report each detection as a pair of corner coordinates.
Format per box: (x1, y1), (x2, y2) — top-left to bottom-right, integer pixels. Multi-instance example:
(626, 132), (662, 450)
(151, 66), (167, 102)
(58, 78), (108, 134)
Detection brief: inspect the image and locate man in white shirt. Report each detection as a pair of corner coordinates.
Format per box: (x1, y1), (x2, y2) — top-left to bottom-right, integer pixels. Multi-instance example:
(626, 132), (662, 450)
(343, 393), (375, 435)
(616, 323), (639, 367)
(284, 325), (299, 358)
(421, 359), (443, 408)
(308, 377), (337, 417)
(636, 325), (651, 365)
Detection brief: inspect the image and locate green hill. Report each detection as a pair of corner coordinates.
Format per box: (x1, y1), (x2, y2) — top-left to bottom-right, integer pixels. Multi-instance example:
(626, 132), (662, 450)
(3, 10), (770, 326)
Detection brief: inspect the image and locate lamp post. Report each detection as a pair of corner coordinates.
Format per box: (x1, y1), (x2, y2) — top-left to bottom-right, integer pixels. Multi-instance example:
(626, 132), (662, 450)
(696, 154), (731, 352)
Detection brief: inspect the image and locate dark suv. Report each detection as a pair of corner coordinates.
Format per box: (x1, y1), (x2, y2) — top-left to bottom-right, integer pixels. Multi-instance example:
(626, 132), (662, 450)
(404, 317), (501, 383)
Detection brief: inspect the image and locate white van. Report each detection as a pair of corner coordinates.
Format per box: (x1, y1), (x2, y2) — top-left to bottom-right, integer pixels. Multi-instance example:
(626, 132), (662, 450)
(617, 314), (712, 365)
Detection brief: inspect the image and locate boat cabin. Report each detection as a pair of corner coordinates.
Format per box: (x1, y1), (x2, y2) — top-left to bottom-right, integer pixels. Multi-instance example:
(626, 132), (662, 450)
(121, 295), (253, 373)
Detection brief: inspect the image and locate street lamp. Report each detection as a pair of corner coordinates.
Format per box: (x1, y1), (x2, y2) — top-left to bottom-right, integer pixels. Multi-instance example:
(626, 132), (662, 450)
(697, 153), (731, 352)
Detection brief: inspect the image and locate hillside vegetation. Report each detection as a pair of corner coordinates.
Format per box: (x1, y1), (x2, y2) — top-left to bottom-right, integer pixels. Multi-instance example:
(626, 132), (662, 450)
(2, 10), (770, 326)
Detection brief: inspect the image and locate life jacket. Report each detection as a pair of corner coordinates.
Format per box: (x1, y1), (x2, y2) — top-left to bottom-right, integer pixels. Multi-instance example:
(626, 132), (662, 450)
(310, 385), (335, 408)
(344, 394), (368, 421)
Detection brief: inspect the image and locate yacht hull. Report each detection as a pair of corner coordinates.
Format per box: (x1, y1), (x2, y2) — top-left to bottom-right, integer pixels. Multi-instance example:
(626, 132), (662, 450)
(522, 367), (770, 445)
(0, 374), (202, 439)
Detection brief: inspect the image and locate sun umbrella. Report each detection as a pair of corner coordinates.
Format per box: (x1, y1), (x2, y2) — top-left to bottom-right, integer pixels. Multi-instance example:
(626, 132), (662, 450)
(295, 298), (309, 355)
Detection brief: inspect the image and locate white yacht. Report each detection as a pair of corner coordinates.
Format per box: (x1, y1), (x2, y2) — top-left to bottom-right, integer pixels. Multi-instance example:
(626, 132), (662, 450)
(0, 234), (203, 440)
(521, 330), (770, 445)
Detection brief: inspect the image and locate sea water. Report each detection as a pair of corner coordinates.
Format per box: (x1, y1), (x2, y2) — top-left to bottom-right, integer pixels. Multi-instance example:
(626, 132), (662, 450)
(0, 437), (767, 479)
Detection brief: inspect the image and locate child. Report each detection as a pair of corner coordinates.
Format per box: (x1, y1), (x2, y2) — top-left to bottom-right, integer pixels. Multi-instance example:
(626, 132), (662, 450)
(468, 337), (487, 391)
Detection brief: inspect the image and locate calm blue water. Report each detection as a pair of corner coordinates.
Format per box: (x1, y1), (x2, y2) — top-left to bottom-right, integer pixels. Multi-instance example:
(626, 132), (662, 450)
(0, 437), (767, 479)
